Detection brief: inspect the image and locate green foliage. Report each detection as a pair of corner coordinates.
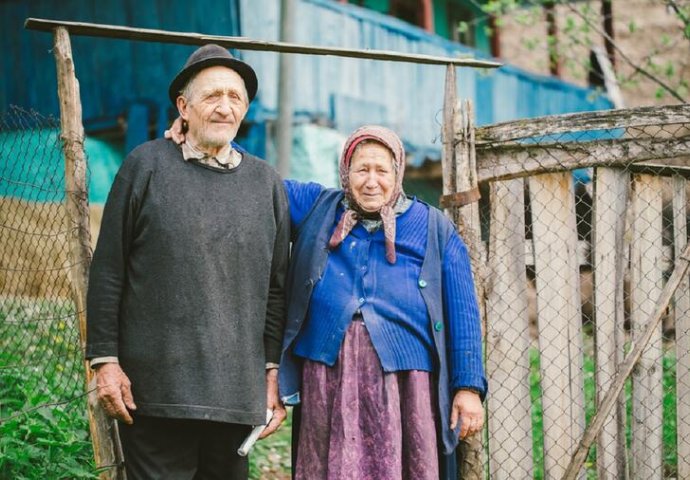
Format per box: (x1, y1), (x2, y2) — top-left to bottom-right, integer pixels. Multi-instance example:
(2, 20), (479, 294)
(1, 304), (98, 480)
(0, 395), (98, 480)
(472, 0), (688, 103)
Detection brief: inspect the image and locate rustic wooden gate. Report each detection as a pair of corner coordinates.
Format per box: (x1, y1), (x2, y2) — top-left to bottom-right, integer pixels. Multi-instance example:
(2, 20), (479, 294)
(442, 67), (690, 478)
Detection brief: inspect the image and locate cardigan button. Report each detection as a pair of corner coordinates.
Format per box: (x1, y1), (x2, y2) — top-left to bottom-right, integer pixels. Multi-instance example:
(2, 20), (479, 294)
(434, 322), (443, 332)
(418, 279), (428, 288)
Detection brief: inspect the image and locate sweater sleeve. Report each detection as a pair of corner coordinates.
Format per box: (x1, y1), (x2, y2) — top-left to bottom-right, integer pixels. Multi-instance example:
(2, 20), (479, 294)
(85, 158), (142, 360)
(283, 179), (325, 235)
(263, 179), (291, 364)
(442, 232), (488, 399)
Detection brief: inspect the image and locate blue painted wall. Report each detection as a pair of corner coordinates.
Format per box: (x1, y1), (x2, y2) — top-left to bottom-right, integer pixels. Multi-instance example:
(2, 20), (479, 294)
(1, 0), (241, 133)
(1, 0), (613, 202)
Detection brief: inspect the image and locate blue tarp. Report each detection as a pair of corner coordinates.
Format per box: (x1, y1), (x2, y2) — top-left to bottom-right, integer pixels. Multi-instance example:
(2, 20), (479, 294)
(0, 128), (123, 204)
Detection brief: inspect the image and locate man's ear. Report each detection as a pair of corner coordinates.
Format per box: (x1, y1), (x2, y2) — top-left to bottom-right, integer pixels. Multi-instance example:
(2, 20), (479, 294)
(176, 96), (189, 120)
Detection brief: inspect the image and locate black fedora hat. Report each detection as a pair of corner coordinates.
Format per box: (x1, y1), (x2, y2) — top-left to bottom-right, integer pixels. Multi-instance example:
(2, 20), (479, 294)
(168, 44), (258, 106)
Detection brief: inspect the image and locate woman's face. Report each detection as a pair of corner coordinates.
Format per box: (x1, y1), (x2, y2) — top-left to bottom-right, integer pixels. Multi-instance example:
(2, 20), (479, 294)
(348, 142), (396, 213)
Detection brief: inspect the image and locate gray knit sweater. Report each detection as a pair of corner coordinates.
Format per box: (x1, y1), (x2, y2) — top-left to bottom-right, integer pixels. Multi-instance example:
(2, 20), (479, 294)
(86, 139), (289, 426)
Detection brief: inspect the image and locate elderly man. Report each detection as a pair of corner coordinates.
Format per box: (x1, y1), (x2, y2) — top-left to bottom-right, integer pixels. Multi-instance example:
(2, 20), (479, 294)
(86, 44), (289, 479)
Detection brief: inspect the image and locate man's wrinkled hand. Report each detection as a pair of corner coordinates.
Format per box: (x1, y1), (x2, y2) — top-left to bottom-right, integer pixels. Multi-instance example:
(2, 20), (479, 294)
(94, 363), (137, 424)
(450, 389), (484, 439)
(259, 369), (287, 439)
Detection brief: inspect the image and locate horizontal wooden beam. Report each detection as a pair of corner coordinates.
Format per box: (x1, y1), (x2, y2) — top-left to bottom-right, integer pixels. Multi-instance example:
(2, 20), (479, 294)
(477, 134), (690, 183)
(24, 18), (501, 69)
(476, 104), (690, 144)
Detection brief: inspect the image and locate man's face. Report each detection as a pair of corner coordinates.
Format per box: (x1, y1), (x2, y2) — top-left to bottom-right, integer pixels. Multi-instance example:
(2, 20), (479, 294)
(177, 66), (249, 151)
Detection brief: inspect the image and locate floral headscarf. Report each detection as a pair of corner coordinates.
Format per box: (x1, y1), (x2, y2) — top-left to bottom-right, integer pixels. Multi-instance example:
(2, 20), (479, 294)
(328, 125), (406, 264)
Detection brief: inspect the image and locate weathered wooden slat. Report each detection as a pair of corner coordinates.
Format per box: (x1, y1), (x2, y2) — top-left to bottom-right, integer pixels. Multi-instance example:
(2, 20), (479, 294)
(592, 167), (630, 479)
(454, 101), (484, 266)
(24, 17), (500, 68)
(475, 104), (690, 144)
(630, 174), (664, 479)
(486, 178), (534, 479)
(528, 172), (585, 479)
(53, 27), (124, 480)
(673, 175), (690, 480)
(564, 241), (690, 480)
(452, 100), (486, 480)
(441, 74), (485, 479)
(476, 134), (690, 184)
(441, 65), (456, 206)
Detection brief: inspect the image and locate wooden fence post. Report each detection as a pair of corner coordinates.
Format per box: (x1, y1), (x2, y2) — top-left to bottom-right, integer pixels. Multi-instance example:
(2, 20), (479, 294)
(630, 174), (664, 479)
(673, 175), (690, 480)
(592, 167), (630, 480)
(441, 64), (486, 479)
(53, 26), (125, 480)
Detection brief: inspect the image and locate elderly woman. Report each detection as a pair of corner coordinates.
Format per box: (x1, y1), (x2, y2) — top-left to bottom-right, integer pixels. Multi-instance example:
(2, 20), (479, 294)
(279, 125), (486, 480)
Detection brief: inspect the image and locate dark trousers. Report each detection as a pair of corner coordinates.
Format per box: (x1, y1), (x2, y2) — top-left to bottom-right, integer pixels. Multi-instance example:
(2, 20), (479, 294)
(118, 415), (252, 480)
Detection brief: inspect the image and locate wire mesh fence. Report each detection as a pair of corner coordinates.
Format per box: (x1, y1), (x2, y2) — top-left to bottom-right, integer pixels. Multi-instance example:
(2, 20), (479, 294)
(474, 106), (690, 479)
(1, 99), (689, 480)
(0, 107), (97, 478)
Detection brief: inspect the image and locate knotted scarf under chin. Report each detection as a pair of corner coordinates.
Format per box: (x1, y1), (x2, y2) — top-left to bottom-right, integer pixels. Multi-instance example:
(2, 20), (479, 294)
(328, 201), (398, 264)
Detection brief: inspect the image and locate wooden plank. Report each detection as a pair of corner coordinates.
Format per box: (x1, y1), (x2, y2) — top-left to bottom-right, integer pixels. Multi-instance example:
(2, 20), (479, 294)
(592, 167), (630, 480)
(630, 174), (664, 479)
(53, 27), (124, 480)
(485, 178), (534, 478)
(454, 101), (485, 267)
(475, 104), (690, 144)
(673, 175), (690, 480)
(528, 172), (585, 479)
(476, 134), (690, 184)
(24, 17), (501, 68)
(564, 241), (690, 480)
(441, 65), (456, 205)
(453, 101), (486, 480)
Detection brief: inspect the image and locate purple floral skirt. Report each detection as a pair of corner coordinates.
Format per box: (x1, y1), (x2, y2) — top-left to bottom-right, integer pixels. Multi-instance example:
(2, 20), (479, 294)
(295, 319), (440, 480)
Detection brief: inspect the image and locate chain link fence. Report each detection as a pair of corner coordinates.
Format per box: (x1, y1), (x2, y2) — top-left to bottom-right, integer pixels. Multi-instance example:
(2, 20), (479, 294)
(0, 107), (97, 478)
(475, 106), (690, 479)
(2, 99), (689, 479)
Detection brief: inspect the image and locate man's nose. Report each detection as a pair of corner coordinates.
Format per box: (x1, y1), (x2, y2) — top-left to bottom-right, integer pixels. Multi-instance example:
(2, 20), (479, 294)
(215, 96), (233, 115)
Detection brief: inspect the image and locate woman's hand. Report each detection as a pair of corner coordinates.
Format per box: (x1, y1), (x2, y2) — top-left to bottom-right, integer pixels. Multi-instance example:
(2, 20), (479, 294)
(164, 116), (186, 144)
(450, 389), (484, 439)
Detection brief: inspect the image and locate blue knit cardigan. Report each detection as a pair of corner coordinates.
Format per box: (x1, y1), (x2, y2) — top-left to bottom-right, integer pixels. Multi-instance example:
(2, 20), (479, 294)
(279, 182), (486, 460)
